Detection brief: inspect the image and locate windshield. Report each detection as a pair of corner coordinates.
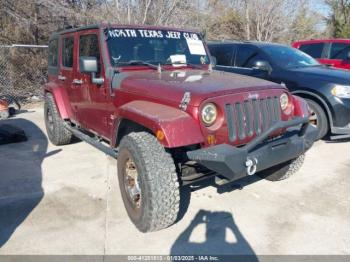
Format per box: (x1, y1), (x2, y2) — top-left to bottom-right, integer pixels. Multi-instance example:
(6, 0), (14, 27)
(262, 45), (321, 69)
(105, 28), (210, 67)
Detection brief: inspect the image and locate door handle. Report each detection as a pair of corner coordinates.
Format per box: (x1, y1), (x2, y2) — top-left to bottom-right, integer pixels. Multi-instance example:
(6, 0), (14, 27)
(72, 79), (83, 84)
(58, 75), (66, 81)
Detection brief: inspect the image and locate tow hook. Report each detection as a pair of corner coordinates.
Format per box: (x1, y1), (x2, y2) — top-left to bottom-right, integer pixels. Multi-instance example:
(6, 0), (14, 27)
(245, 157), (258, 176)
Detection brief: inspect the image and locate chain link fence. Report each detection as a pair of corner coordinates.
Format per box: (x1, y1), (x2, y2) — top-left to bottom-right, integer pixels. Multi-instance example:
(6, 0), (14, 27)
(0, 44), (48, 104)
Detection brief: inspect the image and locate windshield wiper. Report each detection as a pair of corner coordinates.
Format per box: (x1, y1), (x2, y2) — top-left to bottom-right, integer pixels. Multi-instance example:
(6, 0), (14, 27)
(164, 62), (203, 69)
(117, 60), (159, 70)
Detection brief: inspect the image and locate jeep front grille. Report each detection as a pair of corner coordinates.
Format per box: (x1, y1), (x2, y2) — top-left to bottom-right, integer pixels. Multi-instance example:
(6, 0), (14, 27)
(224, 96), (282, 142)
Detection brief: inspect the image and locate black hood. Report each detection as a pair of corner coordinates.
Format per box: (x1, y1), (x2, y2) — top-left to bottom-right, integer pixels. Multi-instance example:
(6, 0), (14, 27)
(290, 66), (350, 84)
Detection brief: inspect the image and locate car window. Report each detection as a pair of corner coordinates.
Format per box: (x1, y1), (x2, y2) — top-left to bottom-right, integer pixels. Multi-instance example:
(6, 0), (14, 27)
(299, 43), (324, 58)
(262, 45), (320, 69)
(235, 46), (265, 68)
(62, 37), (74, 68)
(79, 34), (101, 72)
(330, 43), (350, 60)
(48, 39), (58, 67)
(210, 45), (234, 66)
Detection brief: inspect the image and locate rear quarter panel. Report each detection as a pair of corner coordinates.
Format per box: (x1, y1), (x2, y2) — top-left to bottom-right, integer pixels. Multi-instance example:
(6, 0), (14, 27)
(44, 81), (73, 119)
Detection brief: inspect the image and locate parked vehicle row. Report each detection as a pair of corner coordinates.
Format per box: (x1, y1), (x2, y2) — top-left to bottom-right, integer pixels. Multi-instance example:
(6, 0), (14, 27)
(292, 39), (350, 71)
(44, 24), (332, 233)
(208, 41), (350, 140)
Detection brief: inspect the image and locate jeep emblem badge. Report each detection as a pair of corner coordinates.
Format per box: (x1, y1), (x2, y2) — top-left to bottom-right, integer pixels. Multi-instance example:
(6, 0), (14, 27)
(248, 93), (259, 100)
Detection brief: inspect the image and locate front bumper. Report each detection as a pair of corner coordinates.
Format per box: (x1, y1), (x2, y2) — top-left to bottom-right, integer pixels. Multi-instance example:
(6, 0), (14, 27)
(331, 97), (350, 134)
(187, 117), (318, 181)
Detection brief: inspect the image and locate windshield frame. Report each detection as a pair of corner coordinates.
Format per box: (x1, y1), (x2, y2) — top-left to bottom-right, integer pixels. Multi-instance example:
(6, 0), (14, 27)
(104, 27), (210, 69)
(260, 44), (322, 69)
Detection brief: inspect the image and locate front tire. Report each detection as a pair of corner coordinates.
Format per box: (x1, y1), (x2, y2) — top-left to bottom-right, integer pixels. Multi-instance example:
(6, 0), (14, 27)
(44, 93), (72, 145)
(257, 154), (305, 181)
(305, 99), (328, 140)
(117, 132), (180, 232)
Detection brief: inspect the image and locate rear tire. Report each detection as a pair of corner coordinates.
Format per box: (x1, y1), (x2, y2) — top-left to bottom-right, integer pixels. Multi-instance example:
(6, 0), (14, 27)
(117, 132), (180, 232)
(257, 154), (305, 181)
(44, 93), (72, 145)
(305, 99), (328, 140)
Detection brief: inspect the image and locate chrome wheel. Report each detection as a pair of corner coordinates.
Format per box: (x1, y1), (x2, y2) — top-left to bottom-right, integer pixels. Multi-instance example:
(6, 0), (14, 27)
(124, 158), (141, 209)
(309, 108), (318, 127)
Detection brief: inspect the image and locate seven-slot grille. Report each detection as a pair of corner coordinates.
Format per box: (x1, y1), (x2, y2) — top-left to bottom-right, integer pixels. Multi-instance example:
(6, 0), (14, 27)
(224, 96), (282, 142)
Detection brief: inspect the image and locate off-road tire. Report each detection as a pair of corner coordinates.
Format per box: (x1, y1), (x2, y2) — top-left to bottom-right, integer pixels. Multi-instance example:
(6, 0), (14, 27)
(305, 99), (328, 140)
(117, 132), (180, 232)
(257, 154), (305, 181)
(44, 93), (72, 145)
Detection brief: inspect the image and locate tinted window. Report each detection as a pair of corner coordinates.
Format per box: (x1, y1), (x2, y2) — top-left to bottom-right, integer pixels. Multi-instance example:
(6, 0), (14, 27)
(262, 45), (320, 69)
(80, 34), (100, 57)
(235, 46), (265, 68)
(299, 43), (324, 58)
(330, 43), (350, 59)
(79, 34), (100, 71)
(210, 45), (234, 66)
(48, 39), (58, 67)
(62, 37), (74, 68)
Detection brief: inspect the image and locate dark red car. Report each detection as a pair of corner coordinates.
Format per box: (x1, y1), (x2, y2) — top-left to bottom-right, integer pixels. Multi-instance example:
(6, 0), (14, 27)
(292, 39), (350, 70)
(43, 24), (317, 232)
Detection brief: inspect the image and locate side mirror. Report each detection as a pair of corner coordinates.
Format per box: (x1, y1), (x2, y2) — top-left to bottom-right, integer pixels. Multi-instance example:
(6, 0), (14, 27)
(347, 51), (350, 60)
(253, 60), (272, 74)
(210, 56), (217, 67)
(79, 56), (104, 85)
(80, 56), (98, 73)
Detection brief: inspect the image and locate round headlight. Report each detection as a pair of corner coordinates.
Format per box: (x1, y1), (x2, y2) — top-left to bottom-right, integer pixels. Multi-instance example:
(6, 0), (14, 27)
(201, 103), (217, 126)
(280, 93), (289, 111)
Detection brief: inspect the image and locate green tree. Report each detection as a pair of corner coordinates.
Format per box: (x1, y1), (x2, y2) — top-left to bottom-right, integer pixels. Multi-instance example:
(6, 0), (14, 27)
(288, 3), (323, 42)
(326, 0), (350, 38)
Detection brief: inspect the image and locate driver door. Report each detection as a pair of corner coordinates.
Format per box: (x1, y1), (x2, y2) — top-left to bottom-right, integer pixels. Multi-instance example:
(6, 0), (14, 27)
(74, 30), (111, 138)
(232, 46), (271, 79)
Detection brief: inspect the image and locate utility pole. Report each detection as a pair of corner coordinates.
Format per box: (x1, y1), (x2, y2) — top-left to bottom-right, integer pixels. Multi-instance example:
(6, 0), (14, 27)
(127, 0), (131, 24)
(197, 0), (200, 28)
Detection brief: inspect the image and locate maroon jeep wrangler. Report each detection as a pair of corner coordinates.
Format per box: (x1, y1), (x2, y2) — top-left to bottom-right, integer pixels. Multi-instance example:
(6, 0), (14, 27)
(44, 24), (317, 232)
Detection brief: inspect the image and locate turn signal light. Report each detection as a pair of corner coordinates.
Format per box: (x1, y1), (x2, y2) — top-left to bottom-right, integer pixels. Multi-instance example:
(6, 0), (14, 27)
(156, 130), (165, 141)
(207, 134), (216, 145)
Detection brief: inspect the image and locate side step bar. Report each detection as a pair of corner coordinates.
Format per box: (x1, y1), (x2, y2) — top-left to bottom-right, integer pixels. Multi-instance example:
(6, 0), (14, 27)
(64, 123), (118, 158)
(330, 134), (350, 140)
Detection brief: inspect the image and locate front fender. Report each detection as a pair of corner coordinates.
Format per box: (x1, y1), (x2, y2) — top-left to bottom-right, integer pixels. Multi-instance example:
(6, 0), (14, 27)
(116, 101), (204, 148)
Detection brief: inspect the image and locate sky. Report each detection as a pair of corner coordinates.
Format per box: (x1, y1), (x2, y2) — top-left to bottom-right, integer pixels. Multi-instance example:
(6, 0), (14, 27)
(310, 0), (331, 30)
(312, 0), (330, 16)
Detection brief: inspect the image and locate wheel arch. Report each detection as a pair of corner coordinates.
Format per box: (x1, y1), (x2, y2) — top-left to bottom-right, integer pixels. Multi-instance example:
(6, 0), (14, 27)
(115, 118), (153, 147)
(292, 90), (333, 127)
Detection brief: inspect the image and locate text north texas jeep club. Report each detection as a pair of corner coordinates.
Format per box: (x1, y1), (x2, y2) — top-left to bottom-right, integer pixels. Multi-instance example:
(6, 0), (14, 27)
(43, 24), (318, 232)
